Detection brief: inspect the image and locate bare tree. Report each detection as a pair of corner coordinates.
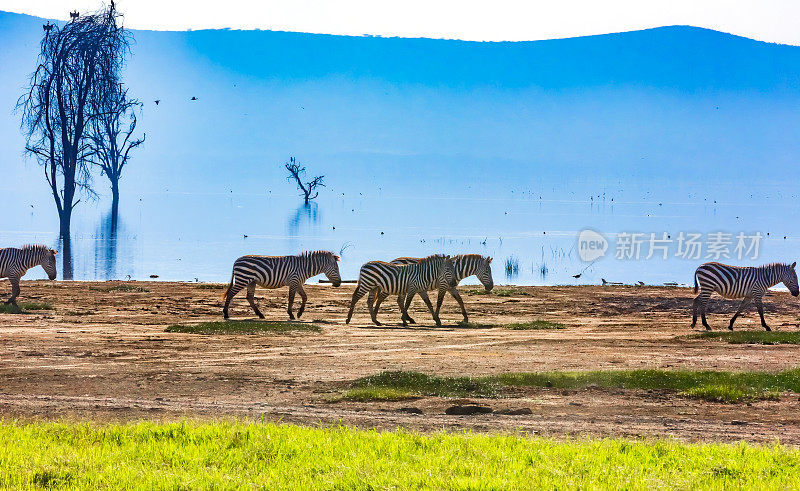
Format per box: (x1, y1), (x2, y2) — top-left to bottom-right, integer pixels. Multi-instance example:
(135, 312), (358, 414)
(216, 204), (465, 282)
(17, 2), (129, 239)
(285, 157), (324, 205)
(89, 82), (145, 218)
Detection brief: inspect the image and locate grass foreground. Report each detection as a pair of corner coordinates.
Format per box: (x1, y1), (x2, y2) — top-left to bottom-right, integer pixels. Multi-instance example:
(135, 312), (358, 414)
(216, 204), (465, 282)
(1, 421), (800, 488)
(165, 320), (321, 335)
(340, 369), (800, 403)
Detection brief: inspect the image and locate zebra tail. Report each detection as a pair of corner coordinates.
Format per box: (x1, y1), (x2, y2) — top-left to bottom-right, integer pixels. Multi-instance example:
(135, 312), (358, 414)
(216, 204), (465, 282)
(693, 273), (698, 294)
(222, 271), (234, 300)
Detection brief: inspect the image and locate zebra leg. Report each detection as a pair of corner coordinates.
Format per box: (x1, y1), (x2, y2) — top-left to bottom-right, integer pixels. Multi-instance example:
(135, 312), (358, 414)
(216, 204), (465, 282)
(223, 280), (246, 319)
(728, 297), (751, 331)
(346, 283), (369, 324)
(449, 288), (469, 324)
(417, 290), (441, 327)
(691, 296), (700, 327)
(402, 292), (416, 324)
(699, 293), (712, 330)
(287, 285), (297, 320)
(434, 288), (447, 317)
(367, 290), (384, 326)
(296, 285), (308, 318)
(367, 289), (376, 318)
(375, 291), (396, 322)
(246, 283), (264, 319)
(397, 294), (410, 327)
(755, 297), (770, 331)
(5, 277), (20, 307)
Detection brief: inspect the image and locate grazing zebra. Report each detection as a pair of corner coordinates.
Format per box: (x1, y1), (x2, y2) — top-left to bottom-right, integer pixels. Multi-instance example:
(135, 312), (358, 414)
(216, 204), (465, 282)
(222, 250), (341, 320)
(346, 255), (457, 327)
(1, 245), (57, 306)
(368, 254), (494, 324)
(692, 261), (799, 331)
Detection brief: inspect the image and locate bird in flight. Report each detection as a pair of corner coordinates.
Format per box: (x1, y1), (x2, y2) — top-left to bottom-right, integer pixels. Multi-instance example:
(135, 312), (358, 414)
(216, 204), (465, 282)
(190, 96), (198, 101)
(154, 99), (160, 105)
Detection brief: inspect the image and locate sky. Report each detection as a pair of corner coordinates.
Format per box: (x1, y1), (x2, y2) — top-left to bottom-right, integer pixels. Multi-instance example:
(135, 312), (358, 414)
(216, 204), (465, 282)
(2, 0), (800, 45)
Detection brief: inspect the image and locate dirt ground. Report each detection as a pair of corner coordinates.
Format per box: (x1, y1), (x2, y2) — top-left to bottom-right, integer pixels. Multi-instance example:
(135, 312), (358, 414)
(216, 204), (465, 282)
(3, 280), (800, 444)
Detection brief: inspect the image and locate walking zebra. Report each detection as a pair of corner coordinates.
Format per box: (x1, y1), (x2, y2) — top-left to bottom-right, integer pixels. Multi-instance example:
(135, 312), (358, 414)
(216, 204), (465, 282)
(692, 261), (799, 331)
(367, 254), (493, 324)
(1, 245), (57, 306)
(222, 250), (341, 320)
(346, 254), (457, 327)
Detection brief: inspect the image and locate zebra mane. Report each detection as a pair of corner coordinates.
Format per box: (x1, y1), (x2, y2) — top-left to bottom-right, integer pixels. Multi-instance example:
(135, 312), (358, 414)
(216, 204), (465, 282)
(457, 254), (490, 262)
(301, 250), (340, 261)
(20, 244), (51, 254)
(419, 254), (449, 264)
(764, 262), (793, 269)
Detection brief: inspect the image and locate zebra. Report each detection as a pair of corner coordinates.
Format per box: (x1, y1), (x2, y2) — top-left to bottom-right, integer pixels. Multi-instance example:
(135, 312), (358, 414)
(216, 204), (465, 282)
(367, 254), (493, 324)
(345, 254), (457, 327)
(692, 261), (799, 331)
(222, 250), (341, 320)
(1, 245), (57, 306)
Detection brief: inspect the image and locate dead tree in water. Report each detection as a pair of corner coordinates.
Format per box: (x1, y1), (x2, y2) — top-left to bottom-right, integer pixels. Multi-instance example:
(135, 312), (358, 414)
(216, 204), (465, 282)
(89, 83), (145, 219)
(285, 157), (324, 205)
(18, 3), (130, 239)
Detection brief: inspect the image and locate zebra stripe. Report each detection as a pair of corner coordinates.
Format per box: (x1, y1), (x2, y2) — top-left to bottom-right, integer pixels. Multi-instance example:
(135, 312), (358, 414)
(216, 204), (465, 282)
(368, 254), (494, 324)
(346, 254), (457, 327)
(1, 244), (58, 306)
(692, 261), (799, 331)
(222, 250), (341, 319)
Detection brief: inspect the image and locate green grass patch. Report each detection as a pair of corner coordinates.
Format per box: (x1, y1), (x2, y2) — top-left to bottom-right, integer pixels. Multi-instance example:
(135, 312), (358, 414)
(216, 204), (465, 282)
(195, 283), (226, 290)
(341, 369), (800, 403)
(0, 301), (54, 314)
(504, 320), (565, 330)
(465, 287), (530, 297)
(697, 331), (800, 345)
(89, 284), (150, 293)
(340, 371), (499, 401)
(2, 421), (800, 488)
(166, 320), (321, 335)
(339, 387), (420, 402)
(493, 369), (800, 403)
(680, 385), (781, 404)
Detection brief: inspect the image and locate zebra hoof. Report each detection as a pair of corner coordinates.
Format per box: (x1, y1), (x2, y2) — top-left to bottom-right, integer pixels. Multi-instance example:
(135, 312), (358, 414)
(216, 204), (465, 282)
(373, 320), (382, 326)
(764, 326), (772, 332)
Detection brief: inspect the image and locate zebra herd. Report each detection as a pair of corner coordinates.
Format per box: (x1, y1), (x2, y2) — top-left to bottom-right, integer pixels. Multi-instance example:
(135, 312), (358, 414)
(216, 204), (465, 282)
(2, 244), (799, 331)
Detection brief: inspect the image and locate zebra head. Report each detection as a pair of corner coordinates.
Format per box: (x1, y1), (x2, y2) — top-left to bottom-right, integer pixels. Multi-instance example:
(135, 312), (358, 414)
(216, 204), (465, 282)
(478, 256), (494, 291)
(783, 262), (799, 297)
(318, 251), (341, 287)
(41, 248), (57, 280)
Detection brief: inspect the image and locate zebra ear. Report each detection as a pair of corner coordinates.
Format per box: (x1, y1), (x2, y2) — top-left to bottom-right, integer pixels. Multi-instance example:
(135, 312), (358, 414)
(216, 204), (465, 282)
(52, 250), (57, 255)
(487, 257), (492, 263)
(792, 262), (796, 269)
(334, 254), (341, 262)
